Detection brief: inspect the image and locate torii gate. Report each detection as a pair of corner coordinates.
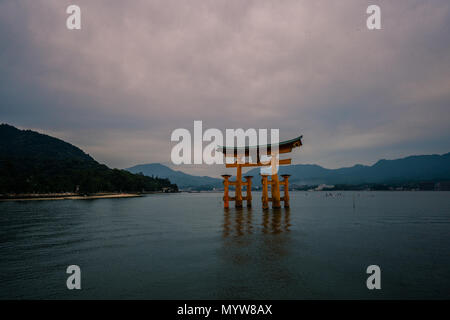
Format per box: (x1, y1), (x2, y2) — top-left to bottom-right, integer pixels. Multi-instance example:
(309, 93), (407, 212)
(217, 135), (302, 209)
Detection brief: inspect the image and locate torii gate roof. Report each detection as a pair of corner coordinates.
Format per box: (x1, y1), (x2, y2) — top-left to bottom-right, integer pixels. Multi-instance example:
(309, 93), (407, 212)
(217, 135), (302, 157)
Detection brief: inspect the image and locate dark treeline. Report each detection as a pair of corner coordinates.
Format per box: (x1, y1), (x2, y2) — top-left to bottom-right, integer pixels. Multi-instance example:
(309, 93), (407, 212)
(0, 159), (177, 193)
(0, 124), (178, 194)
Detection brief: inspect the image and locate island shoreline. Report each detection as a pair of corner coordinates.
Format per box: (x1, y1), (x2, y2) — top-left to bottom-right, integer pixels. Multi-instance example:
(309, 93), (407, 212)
(0, 193), (144, 202)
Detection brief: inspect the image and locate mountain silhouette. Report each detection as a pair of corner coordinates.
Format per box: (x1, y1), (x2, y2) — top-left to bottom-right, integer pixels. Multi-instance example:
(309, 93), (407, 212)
(246, 153), (450, 186)
(128, 152), (450, 189)
(126, 163), (222, 189)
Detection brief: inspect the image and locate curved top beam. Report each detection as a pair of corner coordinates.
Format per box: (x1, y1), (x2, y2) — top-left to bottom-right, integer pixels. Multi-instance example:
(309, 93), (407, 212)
(217, 135), (302, 156)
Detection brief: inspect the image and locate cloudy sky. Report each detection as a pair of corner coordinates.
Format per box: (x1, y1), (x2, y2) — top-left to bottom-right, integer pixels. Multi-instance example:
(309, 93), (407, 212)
(1, 0), (449, 176)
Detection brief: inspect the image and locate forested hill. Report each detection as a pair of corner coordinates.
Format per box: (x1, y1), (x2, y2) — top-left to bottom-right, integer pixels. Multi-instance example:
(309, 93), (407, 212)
(0, 124), (177, 194)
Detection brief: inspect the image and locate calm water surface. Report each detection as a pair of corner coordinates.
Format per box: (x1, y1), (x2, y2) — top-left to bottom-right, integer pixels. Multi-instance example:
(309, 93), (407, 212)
(1, 191), (450, 299)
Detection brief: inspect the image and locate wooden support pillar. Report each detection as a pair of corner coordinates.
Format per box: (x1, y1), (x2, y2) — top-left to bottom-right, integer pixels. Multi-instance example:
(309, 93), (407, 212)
(281, 174), (291, 208)
(244, 175), (253, 208)
(261, 174), (269, 209)
(271, 174), (281, 208)
(221, 174), (231, 209)
(270, 154), (281, 209)
(235, 164), (243, 208)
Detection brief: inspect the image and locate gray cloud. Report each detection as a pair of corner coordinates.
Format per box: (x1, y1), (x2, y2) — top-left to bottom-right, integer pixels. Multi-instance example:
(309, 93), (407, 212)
(1, 0), (449, 175)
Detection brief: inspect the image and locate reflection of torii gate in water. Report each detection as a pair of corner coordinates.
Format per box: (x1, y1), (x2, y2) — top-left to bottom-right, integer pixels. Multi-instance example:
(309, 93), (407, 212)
(217, 135), (302, 209)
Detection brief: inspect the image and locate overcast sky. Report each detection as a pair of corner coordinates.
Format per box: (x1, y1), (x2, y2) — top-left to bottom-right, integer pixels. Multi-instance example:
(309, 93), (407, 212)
(1, 0), (449, 176)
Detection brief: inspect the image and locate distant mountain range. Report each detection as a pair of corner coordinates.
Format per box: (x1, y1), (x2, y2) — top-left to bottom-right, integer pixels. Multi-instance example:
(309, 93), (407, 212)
(3, 123), (448, 193)
(128, 152), (450, 189)
(0, 124), (177, 194)
(126, 163), (222, 189)
(247, 152), (450, 186)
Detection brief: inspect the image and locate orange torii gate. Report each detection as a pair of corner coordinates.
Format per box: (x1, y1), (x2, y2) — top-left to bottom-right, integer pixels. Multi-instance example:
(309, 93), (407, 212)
(217, 135), (302, 209)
